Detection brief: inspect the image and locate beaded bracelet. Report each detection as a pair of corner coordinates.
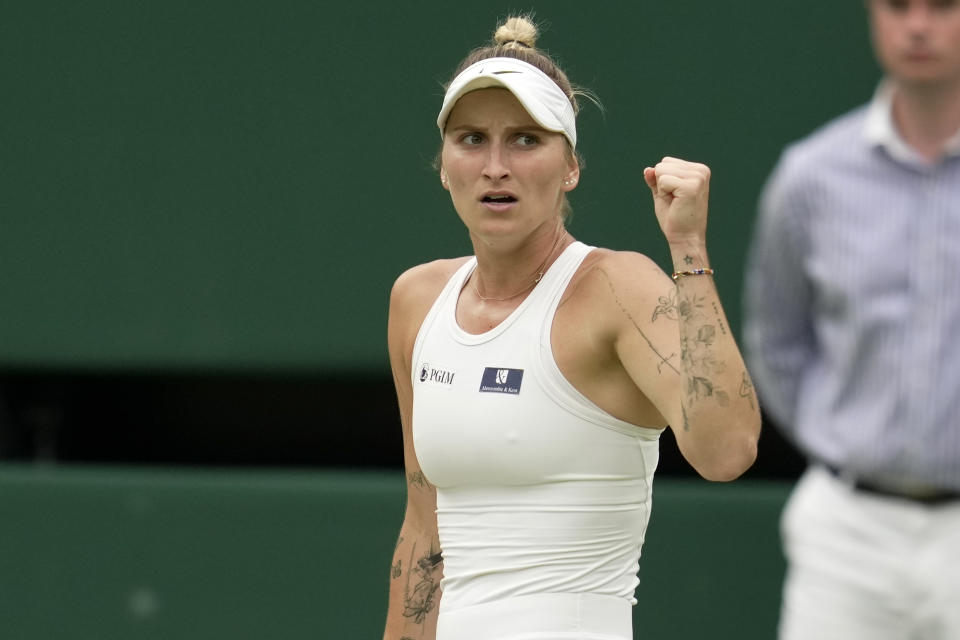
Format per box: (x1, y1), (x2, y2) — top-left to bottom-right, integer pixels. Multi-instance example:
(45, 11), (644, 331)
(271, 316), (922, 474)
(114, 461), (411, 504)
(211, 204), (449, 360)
(671, 267), (715, 281)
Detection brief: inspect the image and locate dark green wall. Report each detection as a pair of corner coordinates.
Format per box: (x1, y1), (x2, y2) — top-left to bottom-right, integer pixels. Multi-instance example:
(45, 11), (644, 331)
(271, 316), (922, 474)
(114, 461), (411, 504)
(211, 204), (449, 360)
(0, 465), (789, 639)
(1, 2), (877, 371)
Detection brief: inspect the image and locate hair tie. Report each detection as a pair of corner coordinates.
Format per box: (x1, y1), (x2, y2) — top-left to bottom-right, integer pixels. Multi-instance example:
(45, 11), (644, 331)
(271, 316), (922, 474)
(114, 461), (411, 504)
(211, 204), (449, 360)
(502, 40), (531, 48)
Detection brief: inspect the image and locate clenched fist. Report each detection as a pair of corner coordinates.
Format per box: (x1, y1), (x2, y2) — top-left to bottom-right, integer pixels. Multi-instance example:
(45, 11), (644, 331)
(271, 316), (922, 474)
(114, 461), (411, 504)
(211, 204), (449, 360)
(643, 157), (711, 248)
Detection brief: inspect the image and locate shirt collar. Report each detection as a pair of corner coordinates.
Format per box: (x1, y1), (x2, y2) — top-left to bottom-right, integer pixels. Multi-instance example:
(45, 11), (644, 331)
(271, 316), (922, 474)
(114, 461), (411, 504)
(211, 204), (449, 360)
(946, 124), (960, 155)
(864, 79), (960, 163)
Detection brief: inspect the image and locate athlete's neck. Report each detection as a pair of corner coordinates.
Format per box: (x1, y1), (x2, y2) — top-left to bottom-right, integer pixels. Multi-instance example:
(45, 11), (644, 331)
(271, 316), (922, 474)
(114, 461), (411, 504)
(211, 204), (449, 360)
(469, 221), (571, 303)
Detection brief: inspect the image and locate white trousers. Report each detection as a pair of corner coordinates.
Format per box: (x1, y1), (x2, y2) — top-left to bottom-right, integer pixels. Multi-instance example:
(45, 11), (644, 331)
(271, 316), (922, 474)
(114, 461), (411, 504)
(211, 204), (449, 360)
(779, 467), (960, 640)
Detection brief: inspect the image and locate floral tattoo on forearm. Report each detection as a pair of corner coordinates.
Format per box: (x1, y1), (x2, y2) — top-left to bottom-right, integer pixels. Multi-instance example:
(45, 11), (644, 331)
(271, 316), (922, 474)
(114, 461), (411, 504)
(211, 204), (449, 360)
(652, 288), (731, 424)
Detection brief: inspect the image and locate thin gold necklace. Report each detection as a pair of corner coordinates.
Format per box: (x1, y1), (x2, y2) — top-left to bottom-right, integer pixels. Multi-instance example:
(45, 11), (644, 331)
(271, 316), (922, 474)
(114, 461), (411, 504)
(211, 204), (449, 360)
(472, 228), (568, 302)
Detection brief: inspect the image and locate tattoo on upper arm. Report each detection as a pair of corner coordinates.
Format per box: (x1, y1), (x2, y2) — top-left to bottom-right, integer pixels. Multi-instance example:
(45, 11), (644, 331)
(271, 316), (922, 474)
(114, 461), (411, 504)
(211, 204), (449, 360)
(652, 288), (706, 324)
(599, 269), (680, 375)
(402, 541), (443, 624)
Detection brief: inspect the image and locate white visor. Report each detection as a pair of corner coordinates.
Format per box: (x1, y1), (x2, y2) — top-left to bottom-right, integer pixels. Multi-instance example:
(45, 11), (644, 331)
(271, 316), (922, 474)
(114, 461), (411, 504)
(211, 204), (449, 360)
(437, 57), (577, 148)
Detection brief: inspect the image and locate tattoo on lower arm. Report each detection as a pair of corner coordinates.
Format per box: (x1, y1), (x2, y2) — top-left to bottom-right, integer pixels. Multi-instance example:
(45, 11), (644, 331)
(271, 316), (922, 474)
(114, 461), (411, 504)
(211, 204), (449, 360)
(402, 541), (443, 625)
(710, 302), (728, 336)
(653, 289), (731, 413)
(682, 327), (730, 408)
(739, 371), (756, 410)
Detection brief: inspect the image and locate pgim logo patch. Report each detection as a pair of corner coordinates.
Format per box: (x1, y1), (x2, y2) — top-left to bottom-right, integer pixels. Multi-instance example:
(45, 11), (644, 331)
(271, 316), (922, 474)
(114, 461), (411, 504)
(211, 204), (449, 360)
(418, 363), (456, 387)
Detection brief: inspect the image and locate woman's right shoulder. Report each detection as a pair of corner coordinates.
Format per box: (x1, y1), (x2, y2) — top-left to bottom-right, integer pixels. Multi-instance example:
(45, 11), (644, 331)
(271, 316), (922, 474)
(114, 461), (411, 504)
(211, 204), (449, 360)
(390, 257), (471, 311)
(389, 257), (472, 333)
(388, 257), (471, 365)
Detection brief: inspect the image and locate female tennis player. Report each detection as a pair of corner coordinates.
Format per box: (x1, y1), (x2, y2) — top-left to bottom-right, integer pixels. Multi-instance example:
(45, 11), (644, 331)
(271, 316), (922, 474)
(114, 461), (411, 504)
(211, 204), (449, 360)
(382, 15), (760, 640)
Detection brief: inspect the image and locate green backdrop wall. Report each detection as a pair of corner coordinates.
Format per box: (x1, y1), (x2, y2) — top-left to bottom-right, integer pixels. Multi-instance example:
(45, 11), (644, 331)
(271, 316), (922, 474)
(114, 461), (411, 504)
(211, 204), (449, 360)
(0, 465), (790, 639)
(1, 2), (877, 371)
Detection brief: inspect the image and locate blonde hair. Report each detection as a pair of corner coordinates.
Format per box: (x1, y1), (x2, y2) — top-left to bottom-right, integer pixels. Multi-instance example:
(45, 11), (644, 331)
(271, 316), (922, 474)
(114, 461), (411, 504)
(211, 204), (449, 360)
(449, 15), (598, 120)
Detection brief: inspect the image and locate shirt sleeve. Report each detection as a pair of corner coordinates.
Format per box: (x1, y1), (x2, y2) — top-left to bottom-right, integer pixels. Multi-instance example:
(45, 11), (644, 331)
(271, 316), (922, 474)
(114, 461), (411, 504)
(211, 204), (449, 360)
(743, 149), (817, 435)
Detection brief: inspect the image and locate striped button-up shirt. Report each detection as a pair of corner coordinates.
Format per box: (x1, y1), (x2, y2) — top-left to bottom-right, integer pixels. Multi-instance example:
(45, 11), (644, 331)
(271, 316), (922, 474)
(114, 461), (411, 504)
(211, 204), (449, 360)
(744, 81), (960, 491)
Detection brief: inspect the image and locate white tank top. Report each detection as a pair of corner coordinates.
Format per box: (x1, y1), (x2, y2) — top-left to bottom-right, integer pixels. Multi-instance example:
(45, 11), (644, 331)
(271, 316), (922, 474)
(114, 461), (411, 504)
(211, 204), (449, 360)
(411, 241), (661, 635)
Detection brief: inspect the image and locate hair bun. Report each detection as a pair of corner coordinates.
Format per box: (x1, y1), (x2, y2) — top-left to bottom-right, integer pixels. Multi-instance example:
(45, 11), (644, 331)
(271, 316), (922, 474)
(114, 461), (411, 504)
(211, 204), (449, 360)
(493, 16), (538, 49)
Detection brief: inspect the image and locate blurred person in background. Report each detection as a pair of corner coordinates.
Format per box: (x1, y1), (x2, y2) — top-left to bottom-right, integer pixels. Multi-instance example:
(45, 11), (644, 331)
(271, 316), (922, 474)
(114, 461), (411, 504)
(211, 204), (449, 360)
(383, 14), (760, 640)
(745, 0), (960, 638)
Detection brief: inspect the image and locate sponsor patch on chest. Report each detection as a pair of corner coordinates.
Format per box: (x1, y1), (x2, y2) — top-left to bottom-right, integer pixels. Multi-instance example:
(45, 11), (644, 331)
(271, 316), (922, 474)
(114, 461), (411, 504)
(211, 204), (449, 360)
(417, 362), (456, 387)
(479, 367), (524, 395)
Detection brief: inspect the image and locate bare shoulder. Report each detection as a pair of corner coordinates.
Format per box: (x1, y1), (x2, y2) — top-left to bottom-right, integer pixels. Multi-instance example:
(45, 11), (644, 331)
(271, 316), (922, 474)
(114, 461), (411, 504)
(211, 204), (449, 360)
(587, 248), (667, 277)
(568, 248), (672, 306)
(390, 257), (471, 316)
(389, 257), (471, 364)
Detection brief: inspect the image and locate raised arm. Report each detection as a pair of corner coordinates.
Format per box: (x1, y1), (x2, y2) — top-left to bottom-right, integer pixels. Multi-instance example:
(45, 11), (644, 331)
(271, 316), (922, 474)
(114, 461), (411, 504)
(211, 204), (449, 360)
(601, 158), (760, 481)
(645, 158), (759, 478)
(382, 267), (446, 640)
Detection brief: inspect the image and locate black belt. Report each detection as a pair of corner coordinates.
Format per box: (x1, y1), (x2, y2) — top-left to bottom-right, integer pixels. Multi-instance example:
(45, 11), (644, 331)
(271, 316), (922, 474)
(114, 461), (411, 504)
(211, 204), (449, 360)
(821, 464), (960, 506)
